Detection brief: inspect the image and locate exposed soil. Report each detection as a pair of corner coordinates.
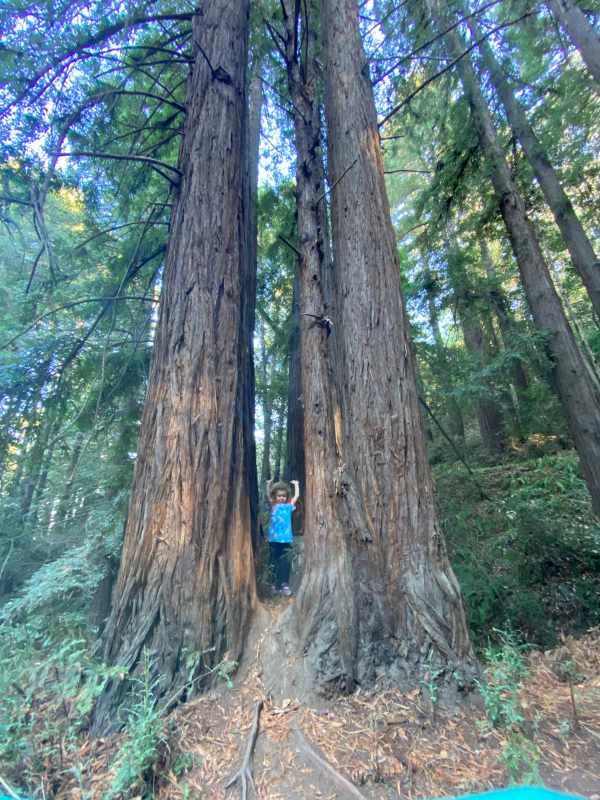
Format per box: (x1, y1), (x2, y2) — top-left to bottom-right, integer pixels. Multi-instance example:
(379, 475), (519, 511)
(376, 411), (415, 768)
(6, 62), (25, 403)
(58, 604), (600, 799)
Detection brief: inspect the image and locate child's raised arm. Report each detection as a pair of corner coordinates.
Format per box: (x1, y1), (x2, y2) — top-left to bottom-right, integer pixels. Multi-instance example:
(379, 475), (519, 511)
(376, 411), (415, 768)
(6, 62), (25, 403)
(291, 480), (300, 505)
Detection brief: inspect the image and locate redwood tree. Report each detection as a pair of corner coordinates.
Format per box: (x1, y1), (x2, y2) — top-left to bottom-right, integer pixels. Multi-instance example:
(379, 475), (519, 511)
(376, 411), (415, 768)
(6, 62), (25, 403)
(93, 0), (255, 728)
(291, 0), (475, 690)
(428, 0), (600, 516)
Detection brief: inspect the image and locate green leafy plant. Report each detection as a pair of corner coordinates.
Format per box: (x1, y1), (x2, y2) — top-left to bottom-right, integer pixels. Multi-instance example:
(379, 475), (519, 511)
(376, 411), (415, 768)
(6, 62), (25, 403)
(501, 731), (541, 785)
(478, 629), (528, 728)
(106, 650), (164, 800)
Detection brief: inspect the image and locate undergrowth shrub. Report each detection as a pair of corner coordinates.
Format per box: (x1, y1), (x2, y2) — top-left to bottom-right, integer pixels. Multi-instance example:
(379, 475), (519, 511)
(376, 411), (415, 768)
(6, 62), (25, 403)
(106, 650), (165, 800)
(0, 612), (121, 794)
(478, 631), (541, 785)
(436, 452), (600, 648)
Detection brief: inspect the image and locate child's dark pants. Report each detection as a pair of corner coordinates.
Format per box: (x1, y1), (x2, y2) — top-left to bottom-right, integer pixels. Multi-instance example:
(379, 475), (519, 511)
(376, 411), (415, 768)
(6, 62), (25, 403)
(269, 542), (291, 587)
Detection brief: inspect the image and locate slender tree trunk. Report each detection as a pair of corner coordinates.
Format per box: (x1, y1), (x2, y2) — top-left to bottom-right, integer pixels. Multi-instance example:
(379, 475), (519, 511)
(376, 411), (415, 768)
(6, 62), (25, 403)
(547, 0), (600, 88)
(423, 267), (465, 443)
(446, 249), (505, 455)
(480, 239), (530, 392)
(433, 3), (600, 515)
(458, 299), (505, 456)
(244, 66), (262, 551)
(259, 320), (273, 489)
(467, 11), (600, 316)
(93, 0), (255, 729)
(54, 431), (85, 529)
(305, 0), (474, 689)
(273, 399), (285, 481)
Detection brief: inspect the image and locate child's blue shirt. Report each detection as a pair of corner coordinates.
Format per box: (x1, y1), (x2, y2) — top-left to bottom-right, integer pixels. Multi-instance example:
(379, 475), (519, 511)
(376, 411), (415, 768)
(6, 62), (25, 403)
(268, 503), (294, 543)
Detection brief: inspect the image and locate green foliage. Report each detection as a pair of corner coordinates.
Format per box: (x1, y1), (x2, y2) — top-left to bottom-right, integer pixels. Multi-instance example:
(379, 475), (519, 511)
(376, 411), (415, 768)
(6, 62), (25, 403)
(437, 453), (600, 647)
(106, 651), (164, 800)
(478, 630), (528, 728)
(0, 614), (121, 793)
(500, 732), (542, 785)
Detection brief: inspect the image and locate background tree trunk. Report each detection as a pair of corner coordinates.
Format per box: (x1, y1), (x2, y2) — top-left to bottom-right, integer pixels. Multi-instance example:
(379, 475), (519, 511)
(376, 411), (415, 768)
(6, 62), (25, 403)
(422, 266), (465, 443)
(547, 0), (600, 88)
(433, 2), (600, 515)
(93, 0), (255, 730)
(259, 319), (273, 490)
(467, 10), (600, 316)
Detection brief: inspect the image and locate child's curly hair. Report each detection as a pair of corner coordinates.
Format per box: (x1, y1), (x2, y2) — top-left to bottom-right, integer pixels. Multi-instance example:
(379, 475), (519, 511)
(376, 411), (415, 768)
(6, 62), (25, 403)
(269, 481), (291, 501)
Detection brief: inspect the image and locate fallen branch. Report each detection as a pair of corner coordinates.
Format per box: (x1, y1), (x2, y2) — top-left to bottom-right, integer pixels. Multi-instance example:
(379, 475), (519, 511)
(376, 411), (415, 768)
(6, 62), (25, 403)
(293, 726), (369, 800)
(225, 699), (263, 800)
(0, 774), (20, 800)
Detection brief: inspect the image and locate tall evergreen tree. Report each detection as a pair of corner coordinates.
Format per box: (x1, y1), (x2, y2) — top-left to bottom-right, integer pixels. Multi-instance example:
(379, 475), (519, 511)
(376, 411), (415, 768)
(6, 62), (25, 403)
(93, 0), (256, 728)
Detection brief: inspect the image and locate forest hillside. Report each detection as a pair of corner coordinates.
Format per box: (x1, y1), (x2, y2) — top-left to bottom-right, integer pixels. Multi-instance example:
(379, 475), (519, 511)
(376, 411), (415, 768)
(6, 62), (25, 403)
(1, 0), (600, 797)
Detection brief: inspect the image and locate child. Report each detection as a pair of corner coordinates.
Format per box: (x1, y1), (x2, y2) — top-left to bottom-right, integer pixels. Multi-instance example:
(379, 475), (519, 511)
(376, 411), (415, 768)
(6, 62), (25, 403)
(266, 478), (300, 596)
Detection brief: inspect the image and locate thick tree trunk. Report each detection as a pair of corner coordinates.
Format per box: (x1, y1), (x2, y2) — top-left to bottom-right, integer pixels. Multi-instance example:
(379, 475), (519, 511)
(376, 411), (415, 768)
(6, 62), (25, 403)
(281, 0), (359, 687)
(93, 0), (255, 730)
(547, 0), (600, 88)
(302, 0), (474, 690)
(436, 6), (600, 515)
(286, 270), (305, 534)
(467, 11), (600, 317)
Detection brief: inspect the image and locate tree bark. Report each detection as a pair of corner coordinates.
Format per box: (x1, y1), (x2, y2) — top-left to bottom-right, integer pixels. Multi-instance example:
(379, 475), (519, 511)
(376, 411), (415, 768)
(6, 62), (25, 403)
(281, 0), (359, 687)
(258, 319), (273, 490)
(479, 238), (530, 393)
(93, 0), (255, 730)
(458, 299), (505, 456)
(547, 0), (600, 88)
(273, 398), (285, 480)
(54, 431), (85, 529)
(244, 66), (262, 552)
(286, 269), (306, 535)
(305, 0), (474, 690)
(467, 10), (600, 317)
(433, 3), (600, 515)
(446, 249), (505, 455)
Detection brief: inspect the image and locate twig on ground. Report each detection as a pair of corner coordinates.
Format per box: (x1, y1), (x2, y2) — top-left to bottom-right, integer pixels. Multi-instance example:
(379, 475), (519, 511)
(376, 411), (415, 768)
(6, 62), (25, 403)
(293, 726), (369, 800)
(225, 699), (263, 800)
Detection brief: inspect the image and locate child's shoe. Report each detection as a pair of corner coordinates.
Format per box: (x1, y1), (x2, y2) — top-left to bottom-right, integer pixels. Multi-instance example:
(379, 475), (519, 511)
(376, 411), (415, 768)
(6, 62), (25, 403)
(280, 584), (292, 596)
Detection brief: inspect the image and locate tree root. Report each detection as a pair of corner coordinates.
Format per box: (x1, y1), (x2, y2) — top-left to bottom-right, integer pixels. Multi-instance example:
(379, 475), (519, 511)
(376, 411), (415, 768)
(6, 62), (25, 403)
(225, 699), (263, 800)
(293, 726), (369, 800)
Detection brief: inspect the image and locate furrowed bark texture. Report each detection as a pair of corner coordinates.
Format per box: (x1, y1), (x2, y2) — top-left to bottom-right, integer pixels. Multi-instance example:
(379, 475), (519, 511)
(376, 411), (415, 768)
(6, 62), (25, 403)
(547, 0), (600, 88)
(436, 7), (600, 516)
(285, 270), (306, 534)
(93, 0), (255, 729)
(467, 11), (600, 317)
(282, 0), (359, 689)
(317, 0), (474, 689)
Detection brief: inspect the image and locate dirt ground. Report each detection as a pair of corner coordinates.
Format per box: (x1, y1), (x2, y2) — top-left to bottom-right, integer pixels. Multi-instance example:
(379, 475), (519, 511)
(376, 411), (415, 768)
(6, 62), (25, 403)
(61, 604), (600, 799)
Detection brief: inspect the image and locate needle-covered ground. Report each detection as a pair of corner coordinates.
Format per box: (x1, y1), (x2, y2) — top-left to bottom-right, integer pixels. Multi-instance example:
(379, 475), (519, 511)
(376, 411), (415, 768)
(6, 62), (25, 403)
(54, 615), (600, 799)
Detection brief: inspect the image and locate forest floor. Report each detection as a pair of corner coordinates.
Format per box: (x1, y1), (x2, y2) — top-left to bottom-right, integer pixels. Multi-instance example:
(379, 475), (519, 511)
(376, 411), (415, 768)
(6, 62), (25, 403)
(58, 606), (600, 800)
